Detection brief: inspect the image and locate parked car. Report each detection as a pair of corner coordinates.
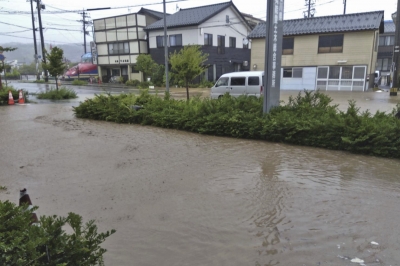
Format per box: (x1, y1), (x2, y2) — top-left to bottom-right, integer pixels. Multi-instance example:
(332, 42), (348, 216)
(210, 71), (264, 99)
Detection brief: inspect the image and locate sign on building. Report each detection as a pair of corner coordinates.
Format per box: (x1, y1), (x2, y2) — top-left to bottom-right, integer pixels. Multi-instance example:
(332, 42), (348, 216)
(90, 42), (98, 65)
(264, 0), (284, 113)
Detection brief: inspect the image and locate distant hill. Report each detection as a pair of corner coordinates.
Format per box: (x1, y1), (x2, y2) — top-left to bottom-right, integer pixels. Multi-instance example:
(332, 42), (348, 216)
(0, 42), (87, 64)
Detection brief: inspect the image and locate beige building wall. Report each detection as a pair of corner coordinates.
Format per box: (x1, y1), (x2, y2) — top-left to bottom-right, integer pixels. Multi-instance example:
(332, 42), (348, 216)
(251, 31), (378, 74)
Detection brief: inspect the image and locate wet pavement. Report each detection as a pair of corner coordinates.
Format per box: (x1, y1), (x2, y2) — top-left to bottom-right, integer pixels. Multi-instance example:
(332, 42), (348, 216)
(1, 83), (400, 265)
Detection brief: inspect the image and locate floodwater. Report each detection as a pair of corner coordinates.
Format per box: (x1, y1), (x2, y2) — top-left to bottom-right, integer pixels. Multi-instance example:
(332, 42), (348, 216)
(1, 91), (400, 266)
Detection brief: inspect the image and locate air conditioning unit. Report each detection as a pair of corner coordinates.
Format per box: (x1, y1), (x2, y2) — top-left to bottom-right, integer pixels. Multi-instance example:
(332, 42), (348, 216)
(243, 61), (248, 67)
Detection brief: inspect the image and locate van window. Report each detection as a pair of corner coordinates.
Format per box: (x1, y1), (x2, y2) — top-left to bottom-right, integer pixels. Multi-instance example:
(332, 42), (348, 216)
(248, 76), (259, 85)
(231, 77), (246, 86)
(215, 77), (229, 87)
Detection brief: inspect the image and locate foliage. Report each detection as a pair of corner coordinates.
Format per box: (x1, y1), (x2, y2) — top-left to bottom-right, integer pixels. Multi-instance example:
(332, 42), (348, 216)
(138, 81), (152, 89)
(33, 80), (46, 83)
(4, 68), (21, 80)
(0, 186), (6, 191)
(73, 90), (400, 159)
(169, 45), (209, 100)
(0, 46), (17, 89)
(36, 87), (78, 100)
(72, 79), (88, 86)
(118, 76), (124, 84)
(42, 47), (66, 91)
(19, 62), (42, 76)
(152, 64), (165, 87)
(135, 54), (157, 80)
(198, 78), (214, 88)
(0, 200), (115, 265)
(125, 79), (140, 87)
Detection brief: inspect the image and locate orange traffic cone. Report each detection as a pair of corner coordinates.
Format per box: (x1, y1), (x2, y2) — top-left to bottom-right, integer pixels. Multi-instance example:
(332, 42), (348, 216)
(8, 91), (14, 105)
(19, 188), (39, 225)
(18, 90), (25, 104)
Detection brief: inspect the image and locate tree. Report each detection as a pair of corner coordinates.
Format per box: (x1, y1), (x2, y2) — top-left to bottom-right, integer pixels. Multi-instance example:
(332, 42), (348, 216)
(135, 54), (157, 81)
(0, 200), (115, 265)
(42, 47), (66, 90)
(0, 46), (17, 89)
(19, 62), (42, 76)
(169, 45), (209, 100)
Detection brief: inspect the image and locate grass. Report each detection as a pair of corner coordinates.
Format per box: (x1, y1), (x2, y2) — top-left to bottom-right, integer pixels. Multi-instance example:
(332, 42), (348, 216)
(0, 86), (29, 105)
(36, 87), (78, 100)
(0, 186), (7, 191)
(72, 80), (88, 86)
(33, 80), (46, 83)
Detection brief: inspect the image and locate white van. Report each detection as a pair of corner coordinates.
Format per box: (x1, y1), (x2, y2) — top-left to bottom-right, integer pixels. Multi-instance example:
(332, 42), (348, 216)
(210, 71), (264, 99)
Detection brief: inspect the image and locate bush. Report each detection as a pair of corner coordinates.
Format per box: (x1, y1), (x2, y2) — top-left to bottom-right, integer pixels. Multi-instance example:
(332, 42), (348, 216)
(33, 80), (46, 83)
(126, 79), (140, 87)
(138, 81), (152, 89)
(73, 90), (400, 159)
(36, 87), (78, 100)
(72, 79), (87, 86)
(0, 200), (115, 265)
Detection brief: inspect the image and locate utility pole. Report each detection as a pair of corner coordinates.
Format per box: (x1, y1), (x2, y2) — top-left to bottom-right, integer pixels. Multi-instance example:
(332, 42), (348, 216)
(79, 10), (91, 54)
(163, 0), (169, 92)
(29, 0), (39, 80)
(304, 0), (316, 18)
(392, 1), (400, 88)
(37, 0), (48, 82)
(343, 0), (347, 15)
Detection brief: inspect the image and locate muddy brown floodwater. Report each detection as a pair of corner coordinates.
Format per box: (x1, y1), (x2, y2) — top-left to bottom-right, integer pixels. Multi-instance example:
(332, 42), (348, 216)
(1, 92), (400, 265)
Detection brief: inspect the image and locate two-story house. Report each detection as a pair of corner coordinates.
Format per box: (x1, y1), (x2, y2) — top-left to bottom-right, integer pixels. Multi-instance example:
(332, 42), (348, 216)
(376, 20), (395, 86)
(249, 11), (384, 91)
(144, 2), (253, 82)
(93, 8), (166, 82)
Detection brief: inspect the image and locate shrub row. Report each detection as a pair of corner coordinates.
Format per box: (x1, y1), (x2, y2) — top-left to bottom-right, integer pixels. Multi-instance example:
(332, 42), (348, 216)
(36, 87), (78, 100)
(73, 90), (400, 159)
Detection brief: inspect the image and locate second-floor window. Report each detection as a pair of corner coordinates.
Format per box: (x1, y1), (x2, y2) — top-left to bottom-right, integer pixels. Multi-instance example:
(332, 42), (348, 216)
(379, 35), (394, 46)
(170, 34), (182, 47)
(229, 37), (236, 48)
(156, 36), (166, 48)
(376, 58), (390, 71)
(204, 33), (212, 46)
(108, 42), (129, 55)
(318, 34), (344, 53)
(282, 37), (294, 55)
(218, 35), (225, 54)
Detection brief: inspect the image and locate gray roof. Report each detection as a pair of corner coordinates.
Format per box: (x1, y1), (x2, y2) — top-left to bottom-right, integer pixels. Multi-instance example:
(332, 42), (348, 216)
(138, 8), (168, 20)
(384, 20), (395, 33)
(145, 2), (249, 31)
(248, 11), (384, 38)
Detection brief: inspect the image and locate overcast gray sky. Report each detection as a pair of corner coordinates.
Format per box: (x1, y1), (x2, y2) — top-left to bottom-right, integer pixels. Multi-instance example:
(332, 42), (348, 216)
(0, 0), (397, 47)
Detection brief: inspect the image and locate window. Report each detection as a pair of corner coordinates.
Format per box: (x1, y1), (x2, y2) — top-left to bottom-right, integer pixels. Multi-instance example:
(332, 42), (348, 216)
(204, 33), (213, 46)
(229, 37), (236, 48)
(283, 68), (302, 78)
(379, 35), (395, 46)
(215, 77), (229, 87)
(108, 42), (129, 55)
(329, 66), (341, 79)
(248, 76), (259, 85)
(156, 36), (166, 48)
(282, 37), (294, 55)
(230, 77), (246, 86)
(170, 34), (182, 47)
(341, 66), (353, 79)
(376, 58), (391, 71)
(318, 34), (344, 53)
(218, 35), (225, 54)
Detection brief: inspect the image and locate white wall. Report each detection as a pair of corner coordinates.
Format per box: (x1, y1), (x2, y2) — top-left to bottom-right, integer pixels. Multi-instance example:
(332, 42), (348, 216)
(280, 67), (317, 90)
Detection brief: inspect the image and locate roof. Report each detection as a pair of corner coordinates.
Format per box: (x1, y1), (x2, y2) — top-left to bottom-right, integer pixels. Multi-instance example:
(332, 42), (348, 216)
(248, 11), (385, 38)
(138, 8), (168, 20)
(145, 1), (250, 31)
(384, 20), (395, 33)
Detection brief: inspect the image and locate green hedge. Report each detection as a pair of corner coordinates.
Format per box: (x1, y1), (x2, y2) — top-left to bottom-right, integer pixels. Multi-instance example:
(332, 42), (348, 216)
(73, 90), (400, 159)
(36, 87), (78, 100)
